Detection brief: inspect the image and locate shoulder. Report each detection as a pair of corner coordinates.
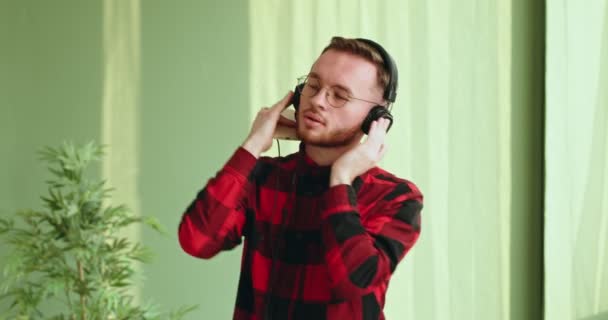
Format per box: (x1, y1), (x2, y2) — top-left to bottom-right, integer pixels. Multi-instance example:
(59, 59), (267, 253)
(360, 168), (423, 229)
(359, 167), (423, 202)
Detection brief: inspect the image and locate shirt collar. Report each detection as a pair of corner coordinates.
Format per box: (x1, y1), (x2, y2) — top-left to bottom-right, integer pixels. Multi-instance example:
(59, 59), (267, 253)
(295, 142), (331, 178)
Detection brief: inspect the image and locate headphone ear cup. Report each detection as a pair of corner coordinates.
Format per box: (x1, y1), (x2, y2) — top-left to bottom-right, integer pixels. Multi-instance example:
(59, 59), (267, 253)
(292, 84), (304, 111)
(361, 106), (393, 134)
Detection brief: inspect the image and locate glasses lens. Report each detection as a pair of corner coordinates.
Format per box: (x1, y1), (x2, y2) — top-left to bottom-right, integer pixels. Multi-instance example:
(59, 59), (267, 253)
(296, 76), (348, 108)
(300, 78), (316, 97)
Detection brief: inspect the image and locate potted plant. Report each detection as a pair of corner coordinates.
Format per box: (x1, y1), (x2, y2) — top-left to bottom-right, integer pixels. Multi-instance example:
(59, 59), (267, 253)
(0, 142), (195, 319)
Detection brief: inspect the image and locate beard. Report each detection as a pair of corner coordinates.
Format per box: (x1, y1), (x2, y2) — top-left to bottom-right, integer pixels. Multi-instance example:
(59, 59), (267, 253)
(296, 121), (362, 148)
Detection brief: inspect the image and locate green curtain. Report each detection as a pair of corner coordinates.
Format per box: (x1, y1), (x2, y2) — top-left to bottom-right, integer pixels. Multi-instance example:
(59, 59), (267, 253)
(249, 0), (516, 319)
(101, 0), (143, 303)
(545, 1), (608, 319)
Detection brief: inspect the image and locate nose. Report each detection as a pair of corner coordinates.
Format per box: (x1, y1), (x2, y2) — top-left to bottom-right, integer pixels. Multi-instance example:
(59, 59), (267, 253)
(308, 87), (329, 110)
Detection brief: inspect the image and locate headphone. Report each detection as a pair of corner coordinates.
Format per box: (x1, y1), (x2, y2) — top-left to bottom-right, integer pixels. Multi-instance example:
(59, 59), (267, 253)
(291, 38), (398, 134)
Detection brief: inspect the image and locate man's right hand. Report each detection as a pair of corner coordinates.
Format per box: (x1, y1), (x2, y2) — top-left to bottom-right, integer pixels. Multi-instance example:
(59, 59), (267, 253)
(241, 91), (295, 158)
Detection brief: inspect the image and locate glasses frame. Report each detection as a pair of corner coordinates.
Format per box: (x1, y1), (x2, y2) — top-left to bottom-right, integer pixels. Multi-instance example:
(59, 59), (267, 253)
(296, 75), (384, 108)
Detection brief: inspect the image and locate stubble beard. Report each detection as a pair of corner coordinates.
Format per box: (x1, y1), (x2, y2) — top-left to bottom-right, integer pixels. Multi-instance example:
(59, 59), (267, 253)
(297, 122), (362, 148)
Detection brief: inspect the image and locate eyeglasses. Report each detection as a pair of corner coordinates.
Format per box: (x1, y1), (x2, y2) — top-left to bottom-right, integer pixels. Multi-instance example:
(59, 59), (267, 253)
(296, 75), (383, 108)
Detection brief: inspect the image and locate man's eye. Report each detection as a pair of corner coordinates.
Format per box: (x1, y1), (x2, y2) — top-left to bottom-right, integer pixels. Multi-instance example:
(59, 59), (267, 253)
(335, 94), (348, 101)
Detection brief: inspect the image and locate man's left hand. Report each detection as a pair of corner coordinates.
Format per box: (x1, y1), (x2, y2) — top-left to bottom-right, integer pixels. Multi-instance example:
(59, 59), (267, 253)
(330, 118), (391, 187)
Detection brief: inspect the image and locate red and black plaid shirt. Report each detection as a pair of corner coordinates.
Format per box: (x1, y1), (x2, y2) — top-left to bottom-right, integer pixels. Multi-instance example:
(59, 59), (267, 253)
(179, 143), (423, 320)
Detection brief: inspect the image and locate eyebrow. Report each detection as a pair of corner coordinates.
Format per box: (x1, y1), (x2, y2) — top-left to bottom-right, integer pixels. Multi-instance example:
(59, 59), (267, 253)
(308, 72), (353, 96)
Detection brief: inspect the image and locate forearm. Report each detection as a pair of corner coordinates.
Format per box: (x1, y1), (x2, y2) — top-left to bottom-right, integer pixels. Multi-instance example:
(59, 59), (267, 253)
(178, 147), (257, 258)
(320, 184), (422, 299)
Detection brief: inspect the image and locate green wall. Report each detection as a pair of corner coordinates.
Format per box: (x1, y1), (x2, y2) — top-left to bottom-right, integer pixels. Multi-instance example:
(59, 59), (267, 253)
(139, 1), (250, 318)
(0, 0), (103, 208)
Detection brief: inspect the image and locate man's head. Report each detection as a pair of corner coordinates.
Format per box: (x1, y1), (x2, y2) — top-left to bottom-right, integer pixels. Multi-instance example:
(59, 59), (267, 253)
(321, 37), (393, 98)
(295, 37), (396, 148)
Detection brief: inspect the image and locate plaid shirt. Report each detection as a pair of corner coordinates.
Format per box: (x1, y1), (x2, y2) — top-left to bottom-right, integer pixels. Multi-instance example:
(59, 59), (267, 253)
(179, 143), (423, 320)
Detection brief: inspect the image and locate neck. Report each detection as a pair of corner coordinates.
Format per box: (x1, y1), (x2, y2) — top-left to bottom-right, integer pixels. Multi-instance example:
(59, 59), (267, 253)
(304, 141), (358, 166)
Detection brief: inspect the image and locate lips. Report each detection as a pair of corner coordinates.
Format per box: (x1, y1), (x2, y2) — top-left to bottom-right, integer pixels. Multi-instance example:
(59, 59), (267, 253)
(303, 111), (325, 125)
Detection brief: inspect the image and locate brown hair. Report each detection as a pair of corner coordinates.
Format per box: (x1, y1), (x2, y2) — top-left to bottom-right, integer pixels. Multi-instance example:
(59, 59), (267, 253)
(321, 36), (390, 94)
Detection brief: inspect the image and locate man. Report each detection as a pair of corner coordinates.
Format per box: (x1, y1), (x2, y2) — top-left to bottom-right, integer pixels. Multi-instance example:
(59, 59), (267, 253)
(179, 36), (423, 320)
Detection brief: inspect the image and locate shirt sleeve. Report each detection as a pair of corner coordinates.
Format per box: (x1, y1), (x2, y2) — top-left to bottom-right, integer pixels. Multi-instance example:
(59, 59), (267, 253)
(320, 181), (423, 300)
(178, 147), (258, 259)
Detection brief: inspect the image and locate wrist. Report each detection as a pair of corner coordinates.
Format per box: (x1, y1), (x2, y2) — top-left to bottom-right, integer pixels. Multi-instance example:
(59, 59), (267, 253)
(329, 172), (352, 187)
(241, 138), (262, 158)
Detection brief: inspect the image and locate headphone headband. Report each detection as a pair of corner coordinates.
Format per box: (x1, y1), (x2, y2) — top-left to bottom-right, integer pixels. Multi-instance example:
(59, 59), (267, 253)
(355, 38), (398, 103)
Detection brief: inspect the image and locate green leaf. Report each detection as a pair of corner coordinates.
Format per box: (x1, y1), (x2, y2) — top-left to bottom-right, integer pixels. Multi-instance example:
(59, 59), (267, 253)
(168, 304), (199, 320)
(103, 205), (130, 221)
(111, 238), (130, 251)
(65, 203), (79, 217)
(129, 244), (155, 264)
(38, 146), (59, 162)
(41, 277), (64, 299)
(142, 217), (167, 235)
(0, 218), (13, 234)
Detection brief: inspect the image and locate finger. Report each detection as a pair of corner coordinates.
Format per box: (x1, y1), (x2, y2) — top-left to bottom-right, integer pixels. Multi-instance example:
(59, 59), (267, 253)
(367, 120), (387, 146)
(271, 91), (295, 114)
(379, 117), (391, 131)
(258, 106), (270, 114)
(377, 118), (391, 134)
(378, 143), (388, 160)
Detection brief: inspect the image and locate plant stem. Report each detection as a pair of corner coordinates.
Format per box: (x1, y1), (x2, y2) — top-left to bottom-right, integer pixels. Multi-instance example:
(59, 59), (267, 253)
(60, 255), (76, 319)
(77, 260), (86, 320)
(65, 285), (75, 319)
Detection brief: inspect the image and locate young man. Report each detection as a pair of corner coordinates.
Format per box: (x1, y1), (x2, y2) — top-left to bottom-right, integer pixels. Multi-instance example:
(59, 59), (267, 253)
(179, 37), (423, 320)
